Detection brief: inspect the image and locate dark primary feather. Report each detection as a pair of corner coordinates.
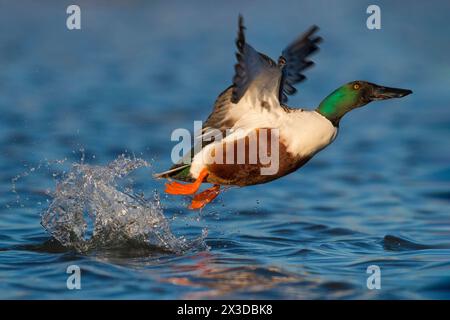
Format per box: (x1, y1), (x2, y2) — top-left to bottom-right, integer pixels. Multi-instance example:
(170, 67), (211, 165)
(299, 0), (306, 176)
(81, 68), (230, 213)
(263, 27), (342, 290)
(232, 15), (280, 104)
(278, 25), (322, 103)
(232, 15), (248, 104)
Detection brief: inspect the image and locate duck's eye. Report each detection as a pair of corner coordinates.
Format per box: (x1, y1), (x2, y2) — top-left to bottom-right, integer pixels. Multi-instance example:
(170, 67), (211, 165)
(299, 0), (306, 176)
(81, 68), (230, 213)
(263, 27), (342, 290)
(353, 83), (360, 90)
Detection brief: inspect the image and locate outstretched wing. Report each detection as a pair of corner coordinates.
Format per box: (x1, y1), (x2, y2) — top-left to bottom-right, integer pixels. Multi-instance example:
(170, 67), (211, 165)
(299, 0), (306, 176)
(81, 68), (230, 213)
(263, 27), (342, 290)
(231, 15), (281, 104)
(202, 16), (282, 134)
(278, 26), (322, 104)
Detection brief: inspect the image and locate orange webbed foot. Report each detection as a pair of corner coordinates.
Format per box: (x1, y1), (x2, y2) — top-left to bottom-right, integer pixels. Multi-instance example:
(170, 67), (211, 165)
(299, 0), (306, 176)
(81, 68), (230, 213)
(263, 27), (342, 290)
(165, 168), (209, 195)
(189, 185), (220, 210)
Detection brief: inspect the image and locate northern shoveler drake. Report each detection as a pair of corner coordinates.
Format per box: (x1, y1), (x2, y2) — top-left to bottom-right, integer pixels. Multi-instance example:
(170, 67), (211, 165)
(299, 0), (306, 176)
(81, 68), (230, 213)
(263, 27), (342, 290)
(155, 15), (412, 210)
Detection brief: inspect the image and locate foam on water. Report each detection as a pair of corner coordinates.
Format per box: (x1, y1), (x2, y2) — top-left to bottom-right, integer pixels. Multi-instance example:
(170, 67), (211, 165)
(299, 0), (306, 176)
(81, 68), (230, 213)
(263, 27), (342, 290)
(40, 155), (207, 253)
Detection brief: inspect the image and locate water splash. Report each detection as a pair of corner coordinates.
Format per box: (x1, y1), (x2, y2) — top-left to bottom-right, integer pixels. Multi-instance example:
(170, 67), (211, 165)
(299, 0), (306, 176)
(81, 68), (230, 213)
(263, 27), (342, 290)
(10, 158), (68, 208)
(41, 155), (207, 253)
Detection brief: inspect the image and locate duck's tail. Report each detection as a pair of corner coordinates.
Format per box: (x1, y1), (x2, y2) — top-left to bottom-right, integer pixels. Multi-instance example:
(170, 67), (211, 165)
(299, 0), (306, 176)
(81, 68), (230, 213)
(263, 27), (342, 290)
(153, 164), (191, 180)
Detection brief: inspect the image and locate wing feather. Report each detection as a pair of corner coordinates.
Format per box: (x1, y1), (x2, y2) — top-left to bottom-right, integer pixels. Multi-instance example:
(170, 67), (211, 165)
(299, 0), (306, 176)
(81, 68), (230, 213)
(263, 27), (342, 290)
(278, 26), (322, 103)
(232, 15), (281, 104)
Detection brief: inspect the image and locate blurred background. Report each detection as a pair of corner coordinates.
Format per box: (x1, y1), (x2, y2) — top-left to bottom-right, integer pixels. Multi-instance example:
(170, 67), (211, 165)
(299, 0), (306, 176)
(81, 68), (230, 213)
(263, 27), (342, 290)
(0, 0), (449, 299)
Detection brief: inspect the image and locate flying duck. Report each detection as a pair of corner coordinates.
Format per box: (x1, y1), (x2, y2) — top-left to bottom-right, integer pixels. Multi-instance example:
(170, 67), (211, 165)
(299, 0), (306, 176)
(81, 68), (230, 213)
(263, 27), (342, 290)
(155, 15), (412, 210)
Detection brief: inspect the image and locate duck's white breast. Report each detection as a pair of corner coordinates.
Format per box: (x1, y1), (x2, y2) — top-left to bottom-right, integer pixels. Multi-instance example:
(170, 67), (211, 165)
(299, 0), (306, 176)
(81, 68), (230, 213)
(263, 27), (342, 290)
(280, 110), (338, 158)
(190, 107), (337, 179)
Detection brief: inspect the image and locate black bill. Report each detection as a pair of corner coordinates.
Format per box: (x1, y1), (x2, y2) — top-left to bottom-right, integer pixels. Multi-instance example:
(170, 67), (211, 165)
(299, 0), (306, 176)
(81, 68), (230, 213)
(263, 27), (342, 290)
(371, 85), (413, 100)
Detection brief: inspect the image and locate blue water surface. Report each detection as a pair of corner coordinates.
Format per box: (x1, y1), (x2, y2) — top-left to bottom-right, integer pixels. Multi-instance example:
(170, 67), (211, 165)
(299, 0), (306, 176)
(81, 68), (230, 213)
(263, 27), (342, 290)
(0, 0), (450, 299)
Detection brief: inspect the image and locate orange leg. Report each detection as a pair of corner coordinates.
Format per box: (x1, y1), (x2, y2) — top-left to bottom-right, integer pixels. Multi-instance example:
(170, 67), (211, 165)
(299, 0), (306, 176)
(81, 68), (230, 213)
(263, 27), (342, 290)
(165, 168), (209, 195)
(189, 185), (220, 210)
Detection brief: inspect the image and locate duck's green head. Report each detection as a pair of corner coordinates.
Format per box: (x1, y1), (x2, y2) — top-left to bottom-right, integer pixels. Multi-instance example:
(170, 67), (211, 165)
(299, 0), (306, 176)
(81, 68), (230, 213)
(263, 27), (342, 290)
(317, 81), (412, 126)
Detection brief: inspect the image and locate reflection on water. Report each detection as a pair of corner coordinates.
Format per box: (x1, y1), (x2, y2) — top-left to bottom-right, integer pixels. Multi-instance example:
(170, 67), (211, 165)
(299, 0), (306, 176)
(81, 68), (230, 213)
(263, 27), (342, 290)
(164, 258), (302, 299)
(1, 0), (450, 299)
